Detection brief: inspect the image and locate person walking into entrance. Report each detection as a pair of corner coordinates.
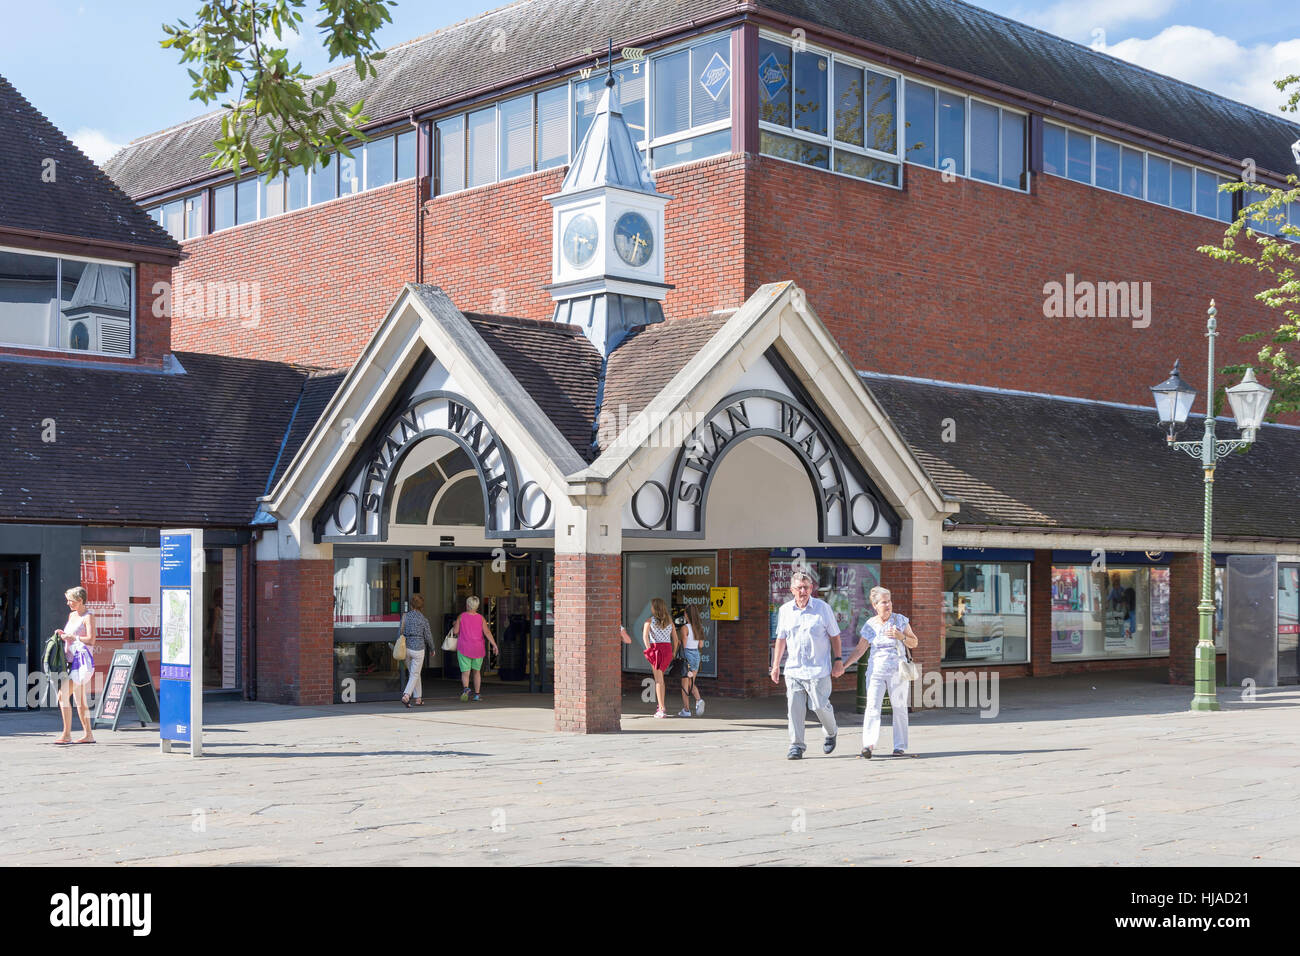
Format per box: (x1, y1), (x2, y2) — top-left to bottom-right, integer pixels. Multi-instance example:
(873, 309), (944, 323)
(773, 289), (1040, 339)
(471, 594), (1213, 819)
(772, 570), (840, 759)
(454, 596), (497, 702)
(641, 597), (679, 718)
(676, 604), (705, 717)
(839, 586), (919, 758)
(400, 594), (435, 707)
(53, 586), (97, 745)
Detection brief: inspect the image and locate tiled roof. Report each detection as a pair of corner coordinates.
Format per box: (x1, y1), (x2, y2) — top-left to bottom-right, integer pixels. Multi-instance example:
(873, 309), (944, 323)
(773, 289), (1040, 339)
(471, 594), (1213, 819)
(767, 0), (1300, 176)
(0, 74), (180, 255)
(866, 374), (1300, 541)
(0, 352), (313, 526)
(264, 369), (347, 495)
(465, 312), (603, 461)
(597, 310), (732, 450)
(104, 0), (1300, 200)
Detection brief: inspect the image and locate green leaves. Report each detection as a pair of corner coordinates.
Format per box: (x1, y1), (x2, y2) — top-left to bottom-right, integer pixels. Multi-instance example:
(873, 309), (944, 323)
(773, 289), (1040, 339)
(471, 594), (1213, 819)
(160, 0), (396, 180)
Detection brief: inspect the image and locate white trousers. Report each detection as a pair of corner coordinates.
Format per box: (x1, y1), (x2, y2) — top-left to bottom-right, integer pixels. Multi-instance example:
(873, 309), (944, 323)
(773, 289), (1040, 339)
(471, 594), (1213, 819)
(786, 675), (837, 749)
(403, 648), (425, 699)
(862, 669), (910, 752)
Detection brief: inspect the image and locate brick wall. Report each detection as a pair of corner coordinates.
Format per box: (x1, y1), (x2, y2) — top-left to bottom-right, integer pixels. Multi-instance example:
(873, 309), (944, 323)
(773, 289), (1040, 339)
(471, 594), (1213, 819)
(170, 180), (419, 368)
(744, 157), (1282, 413)
(253, 558), (334, 705)
(1169, 550), (1208, 685)
(553, 552), (621, 732)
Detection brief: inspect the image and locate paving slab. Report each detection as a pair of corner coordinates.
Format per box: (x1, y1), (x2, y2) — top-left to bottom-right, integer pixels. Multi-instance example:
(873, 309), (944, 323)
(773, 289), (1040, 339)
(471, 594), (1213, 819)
(3, 670), (1300, 865)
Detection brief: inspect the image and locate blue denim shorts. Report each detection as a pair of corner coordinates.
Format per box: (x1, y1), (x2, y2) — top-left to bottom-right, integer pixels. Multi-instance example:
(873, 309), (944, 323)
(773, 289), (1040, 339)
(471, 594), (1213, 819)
(682, 648), (701, 673)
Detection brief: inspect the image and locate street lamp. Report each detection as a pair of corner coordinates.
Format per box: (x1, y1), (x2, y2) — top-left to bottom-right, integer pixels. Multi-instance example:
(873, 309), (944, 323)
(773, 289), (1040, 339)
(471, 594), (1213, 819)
(1150, 300), (1273, 712)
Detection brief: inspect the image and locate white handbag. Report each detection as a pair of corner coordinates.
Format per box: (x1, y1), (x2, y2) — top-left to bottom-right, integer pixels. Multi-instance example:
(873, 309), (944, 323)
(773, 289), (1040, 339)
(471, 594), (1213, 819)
(392, 635), (408, 662)
(441, 627), (458, 652)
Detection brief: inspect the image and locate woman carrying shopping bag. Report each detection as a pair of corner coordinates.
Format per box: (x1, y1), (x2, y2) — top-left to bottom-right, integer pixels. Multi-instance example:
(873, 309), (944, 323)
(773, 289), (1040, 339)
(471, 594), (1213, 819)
(839, 586), (920, 758)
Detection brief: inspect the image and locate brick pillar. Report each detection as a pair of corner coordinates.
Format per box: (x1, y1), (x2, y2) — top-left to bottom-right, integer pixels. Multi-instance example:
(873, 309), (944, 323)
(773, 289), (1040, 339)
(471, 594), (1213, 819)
(1030, 550), (1054, 675)
(715, 549), (773, 698)
(553, 552), (621, 733)
(255, 558), (334, 705)
(880, 559), (943, 675)
(1168, 551), (1204, 685)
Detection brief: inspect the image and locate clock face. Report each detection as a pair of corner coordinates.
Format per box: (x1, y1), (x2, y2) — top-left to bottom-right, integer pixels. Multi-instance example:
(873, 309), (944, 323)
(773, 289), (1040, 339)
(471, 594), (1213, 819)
(613, 211), (655, 267)
(562, 213), (599, 268)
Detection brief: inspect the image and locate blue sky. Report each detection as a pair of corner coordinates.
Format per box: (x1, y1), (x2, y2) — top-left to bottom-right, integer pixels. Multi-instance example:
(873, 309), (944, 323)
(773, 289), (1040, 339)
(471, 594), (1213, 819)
(1, 0), (1297, 164)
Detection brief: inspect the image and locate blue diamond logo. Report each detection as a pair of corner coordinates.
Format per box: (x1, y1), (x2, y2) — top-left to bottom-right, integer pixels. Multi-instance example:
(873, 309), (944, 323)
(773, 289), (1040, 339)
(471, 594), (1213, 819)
(758, 51), (787, 102)
(698, 51), (731, 102)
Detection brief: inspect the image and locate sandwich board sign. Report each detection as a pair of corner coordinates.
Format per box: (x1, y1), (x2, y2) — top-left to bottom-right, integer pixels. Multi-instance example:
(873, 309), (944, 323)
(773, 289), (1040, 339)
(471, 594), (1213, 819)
(159, 529), (203, 756)
(91, 649), (159, 731)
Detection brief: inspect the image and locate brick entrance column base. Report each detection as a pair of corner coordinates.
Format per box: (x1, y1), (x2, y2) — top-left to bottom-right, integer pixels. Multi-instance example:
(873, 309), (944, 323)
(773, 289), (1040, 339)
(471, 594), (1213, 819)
(880, 559), (943, 676)
(255, 558), (334, 705)
(553, 553), (621, 733)
(1168, 552), (1204, 685)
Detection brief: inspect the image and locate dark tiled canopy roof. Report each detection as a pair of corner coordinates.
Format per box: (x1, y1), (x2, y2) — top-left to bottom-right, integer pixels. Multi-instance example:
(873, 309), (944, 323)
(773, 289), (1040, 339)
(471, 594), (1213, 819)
(598, 310), (731, 451)
(865, 374), (1300, 541)
(104, 0), (1300, 200)
(263, 369), (347, 495)
(0, 352), (318, 526)
(464, 312), (603, 462)
(0, 74), (179, 255)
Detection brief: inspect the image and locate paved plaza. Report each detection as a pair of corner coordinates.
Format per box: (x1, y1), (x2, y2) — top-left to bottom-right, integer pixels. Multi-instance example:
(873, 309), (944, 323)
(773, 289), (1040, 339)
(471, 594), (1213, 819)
(3, 670), (1298, 866)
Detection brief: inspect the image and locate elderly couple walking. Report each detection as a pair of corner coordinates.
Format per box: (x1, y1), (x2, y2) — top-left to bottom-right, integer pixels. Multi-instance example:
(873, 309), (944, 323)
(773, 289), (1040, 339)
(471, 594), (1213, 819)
(771, 570), (920, 760)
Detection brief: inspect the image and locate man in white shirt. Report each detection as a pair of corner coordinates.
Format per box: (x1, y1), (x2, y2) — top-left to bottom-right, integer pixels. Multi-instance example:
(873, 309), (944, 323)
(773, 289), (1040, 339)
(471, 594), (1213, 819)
(771, 570), (841, 759)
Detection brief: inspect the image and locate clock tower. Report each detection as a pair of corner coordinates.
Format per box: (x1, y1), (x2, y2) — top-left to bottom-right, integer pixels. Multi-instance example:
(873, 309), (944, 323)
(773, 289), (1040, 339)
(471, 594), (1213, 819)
(545, 70), (672, 355)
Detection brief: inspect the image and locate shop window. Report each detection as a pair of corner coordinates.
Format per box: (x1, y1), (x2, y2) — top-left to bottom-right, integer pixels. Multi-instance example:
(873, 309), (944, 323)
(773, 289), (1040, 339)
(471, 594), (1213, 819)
(235, 177), (258, 223)
(437, 114), (465, 194)
(943, 562), (1030, 664)
(624, 552), (718, 678)
(365, 135), (395, 189)
(80, 546), (162, 689)
(0, 248), (133, 356)
(333, 556), (403, 627)
(536, 84), (569, 170)
(769, 556), (881, 670)
(396, 129), (417, 180)
(1051, 565), (1164, 660)
(311, 155), (338, 204)
(760, 34), (899, 186)
(212, 183), (235, 230)
(653, 48), (691, 139)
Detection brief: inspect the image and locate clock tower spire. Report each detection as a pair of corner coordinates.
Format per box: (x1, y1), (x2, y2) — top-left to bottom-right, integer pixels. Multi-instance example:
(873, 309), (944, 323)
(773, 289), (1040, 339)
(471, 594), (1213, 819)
(544, 54), (672, 355)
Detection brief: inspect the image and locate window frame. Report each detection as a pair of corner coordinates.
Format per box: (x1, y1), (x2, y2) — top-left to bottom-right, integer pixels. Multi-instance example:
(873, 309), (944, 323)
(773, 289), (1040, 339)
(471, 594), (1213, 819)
(900, 78), (1030, 194)
(757, 30), (904, 190)
(0, 244), (136, 358)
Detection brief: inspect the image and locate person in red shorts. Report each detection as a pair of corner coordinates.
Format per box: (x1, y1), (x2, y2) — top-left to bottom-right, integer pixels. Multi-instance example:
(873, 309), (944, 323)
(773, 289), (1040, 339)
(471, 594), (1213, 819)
(640, 597), (680, 719)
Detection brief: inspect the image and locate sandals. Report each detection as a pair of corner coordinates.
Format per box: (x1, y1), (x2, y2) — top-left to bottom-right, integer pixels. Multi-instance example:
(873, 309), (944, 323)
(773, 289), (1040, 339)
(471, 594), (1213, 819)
(413, 698), (423, 706)
(859, 747), (872, 759)
(401, 694), (411, 708)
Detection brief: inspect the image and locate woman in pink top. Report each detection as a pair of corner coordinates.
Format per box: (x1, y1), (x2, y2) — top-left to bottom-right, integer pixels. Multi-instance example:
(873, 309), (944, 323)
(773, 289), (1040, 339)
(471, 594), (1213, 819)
(54, 586), (97, 745)
(453, 596), (498, 702)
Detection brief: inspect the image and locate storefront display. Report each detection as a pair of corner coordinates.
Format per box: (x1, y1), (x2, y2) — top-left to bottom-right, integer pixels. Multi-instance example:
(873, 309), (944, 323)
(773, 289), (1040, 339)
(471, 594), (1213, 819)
(768, 553), (880, 668)
(623, 553), (718, 678)
(80, 546), (162, 687)
(942, 556), (1030, 664)
(1050, 563), (1169, 660)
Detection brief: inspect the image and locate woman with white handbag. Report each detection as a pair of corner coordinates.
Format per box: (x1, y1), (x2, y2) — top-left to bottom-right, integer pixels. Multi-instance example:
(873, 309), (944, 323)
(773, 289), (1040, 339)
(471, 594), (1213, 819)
(840, 586), (920, 758)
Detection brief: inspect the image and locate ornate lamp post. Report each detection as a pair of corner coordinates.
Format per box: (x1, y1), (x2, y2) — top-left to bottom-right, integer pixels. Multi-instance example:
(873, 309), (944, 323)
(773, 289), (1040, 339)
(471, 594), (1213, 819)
(1151, 300), (1273, 711)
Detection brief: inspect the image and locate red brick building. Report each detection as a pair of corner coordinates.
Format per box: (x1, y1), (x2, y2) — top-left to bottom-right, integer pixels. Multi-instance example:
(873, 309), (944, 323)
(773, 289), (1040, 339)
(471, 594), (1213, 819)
(86, 0), (1300, 729)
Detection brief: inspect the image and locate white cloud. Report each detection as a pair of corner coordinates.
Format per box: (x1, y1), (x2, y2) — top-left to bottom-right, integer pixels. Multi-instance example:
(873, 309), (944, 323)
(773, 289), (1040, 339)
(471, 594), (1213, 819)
(71, 128), (126, 165)
(1098, 26), (1300, 119)
(1012, 0), (1179, 44)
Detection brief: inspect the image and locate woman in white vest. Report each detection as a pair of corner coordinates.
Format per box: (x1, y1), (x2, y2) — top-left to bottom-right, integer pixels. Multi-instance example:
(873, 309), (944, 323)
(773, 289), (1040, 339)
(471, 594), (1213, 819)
(841, 586), (919, 758)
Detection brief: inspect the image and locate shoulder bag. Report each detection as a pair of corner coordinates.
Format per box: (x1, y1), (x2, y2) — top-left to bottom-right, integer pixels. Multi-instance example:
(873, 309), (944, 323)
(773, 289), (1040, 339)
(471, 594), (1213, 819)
(442, 615), (459, 652)
(896, 618), (919, 681)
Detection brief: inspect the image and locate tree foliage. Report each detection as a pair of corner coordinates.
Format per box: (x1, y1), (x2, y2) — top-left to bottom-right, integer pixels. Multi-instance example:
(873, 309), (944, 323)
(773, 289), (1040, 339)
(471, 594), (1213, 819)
(1198, 76), (1300, 415)
(162, 0), (396, 180)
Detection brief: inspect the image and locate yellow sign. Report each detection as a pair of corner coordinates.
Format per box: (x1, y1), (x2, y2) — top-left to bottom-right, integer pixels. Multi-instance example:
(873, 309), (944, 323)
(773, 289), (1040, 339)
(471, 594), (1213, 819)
(710, 587), (739, 621)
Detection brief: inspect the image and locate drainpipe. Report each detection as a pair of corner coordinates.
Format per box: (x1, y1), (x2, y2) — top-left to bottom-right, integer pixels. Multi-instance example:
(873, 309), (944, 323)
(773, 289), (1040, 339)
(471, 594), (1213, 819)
(249, 531), (259, 701)
(411, 112), (424, 285)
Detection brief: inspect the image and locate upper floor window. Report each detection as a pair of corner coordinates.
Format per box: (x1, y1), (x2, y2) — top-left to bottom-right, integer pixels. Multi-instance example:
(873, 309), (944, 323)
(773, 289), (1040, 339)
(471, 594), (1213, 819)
(1242, 188), (1299, 239)
(147, 127), (418, 238)
(903, 79), (1028, 190)
(1042, 121), (1234, 223)
(0, 247), (134, 357)
(758, 34), (902, 187)
(436, 31), (734, 197)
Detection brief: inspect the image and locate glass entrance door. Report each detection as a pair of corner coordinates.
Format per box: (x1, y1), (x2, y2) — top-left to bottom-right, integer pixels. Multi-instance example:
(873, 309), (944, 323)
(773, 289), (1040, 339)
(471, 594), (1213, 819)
(0, 561), (31, 711)
(1279, 564), (1299, 684)
(332, 553), (408, 701)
